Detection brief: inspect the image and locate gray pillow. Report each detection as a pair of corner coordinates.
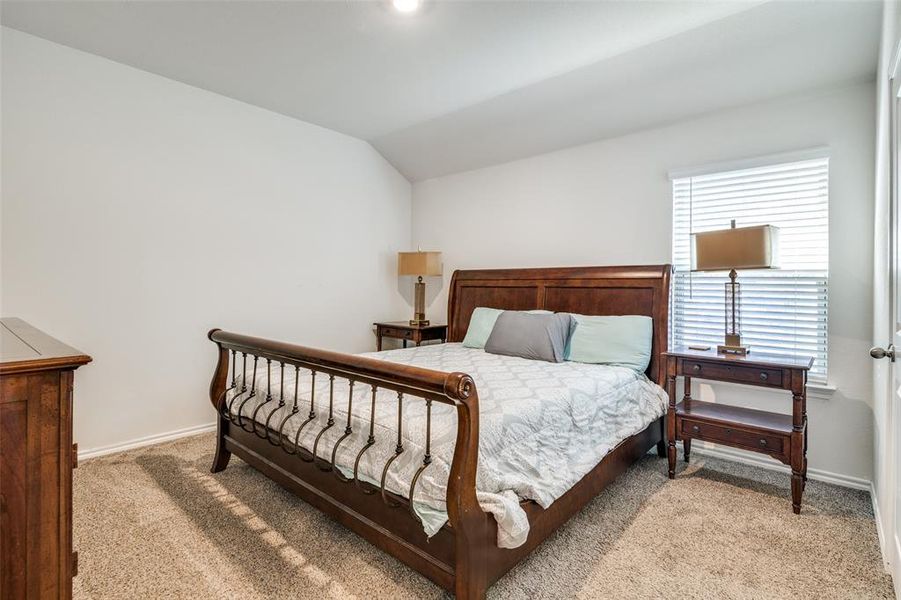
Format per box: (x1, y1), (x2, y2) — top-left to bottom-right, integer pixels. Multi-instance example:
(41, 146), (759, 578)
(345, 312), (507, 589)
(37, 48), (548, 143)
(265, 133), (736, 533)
(484, 311), (573, 363)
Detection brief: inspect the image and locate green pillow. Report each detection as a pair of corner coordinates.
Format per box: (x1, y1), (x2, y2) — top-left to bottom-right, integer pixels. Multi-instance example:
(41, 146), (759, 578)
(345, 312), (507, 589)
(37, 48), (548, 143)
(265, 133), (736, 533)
(564, 314), (653, 372)
(462, 307), (505, 348)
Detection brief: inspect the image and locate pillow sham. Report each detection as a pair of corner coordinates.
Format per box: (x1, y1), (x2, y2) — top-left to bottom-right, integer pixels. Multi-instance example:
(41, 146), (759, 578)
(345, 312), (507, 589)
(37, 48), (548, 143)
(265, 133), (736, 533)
(461, 307), (504, 348)
(484, 311), (573, 363)
(564, 314), (652, 372)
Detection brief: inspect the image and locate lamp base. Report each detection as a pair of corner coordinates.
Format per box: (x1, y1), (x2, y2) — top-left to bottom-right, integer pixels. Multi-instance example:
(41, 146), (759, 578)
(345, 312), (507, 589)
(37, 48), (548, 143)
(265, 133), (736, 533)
(717, 343), (750, 356)
(410, 278), (429, 327)
(719, 271), (749, 355)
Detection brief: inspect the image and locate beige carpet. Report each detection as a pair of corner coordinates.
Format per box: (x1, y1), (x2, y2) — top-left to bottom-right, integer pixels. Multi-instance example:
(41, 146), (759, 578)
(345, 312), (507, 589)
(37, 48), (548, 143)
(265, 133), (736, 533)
(73, 433), (893, 599)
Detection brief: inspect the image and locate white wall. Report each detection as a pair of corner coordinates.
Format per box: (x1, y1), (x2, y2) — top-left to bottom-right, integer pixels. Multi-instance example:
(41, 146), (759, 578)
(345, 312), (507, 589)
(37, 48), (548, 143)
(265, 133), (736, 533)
(0, 27), (881, 487)
(0, 29), (412, 453)
(413, 81), (877, 484)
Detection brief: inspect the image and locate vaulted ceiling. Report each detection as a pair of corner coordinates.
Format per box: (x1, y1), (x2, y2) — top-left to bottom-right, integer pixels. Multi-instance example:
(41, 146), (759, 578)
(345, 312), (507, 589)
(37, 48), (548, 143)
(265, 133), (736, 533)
(1, 0), (882, 181)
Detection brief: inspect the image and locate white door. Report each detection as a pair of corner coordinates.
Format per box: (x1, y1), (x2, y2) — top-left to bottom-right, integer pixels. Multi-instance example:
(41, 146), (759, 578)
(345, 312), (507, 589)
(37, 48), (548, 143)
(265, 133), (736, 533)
(872, 52), (901, 594)
(893, 76), (901, 594)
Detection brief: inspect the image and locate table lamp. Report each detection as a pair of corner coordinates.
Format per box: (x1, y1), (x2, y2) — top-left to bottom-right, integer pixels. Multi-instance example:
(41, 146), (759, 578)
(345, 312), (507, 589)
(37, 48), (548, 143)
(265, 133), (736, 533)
(398, 250), (442, 326)
(693, 220), (779, 355)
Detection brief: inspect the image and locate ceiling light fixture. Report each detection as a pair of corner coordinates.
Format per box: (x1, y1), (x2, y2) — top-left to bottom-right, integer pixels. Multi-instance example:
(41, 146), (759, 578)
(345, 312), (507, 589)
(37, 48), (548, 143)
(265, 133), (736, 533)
(392, 0), (420, 13)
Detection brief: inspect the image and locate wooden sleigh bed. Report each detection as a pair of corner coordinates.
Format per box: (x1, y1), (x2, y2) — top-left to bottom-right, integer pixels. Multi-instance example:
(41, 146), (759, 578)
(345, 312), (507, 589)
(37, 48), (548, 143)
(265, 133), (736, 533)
(207, 264), (671, 599)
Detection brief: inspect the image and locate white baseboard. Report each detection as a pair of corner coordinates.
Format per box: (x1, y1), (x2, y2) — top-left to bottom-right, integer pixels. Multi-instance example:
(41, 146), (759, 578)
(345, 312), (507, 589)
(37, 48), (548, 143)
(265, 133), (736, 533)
(871, 482), (892, 573)
(894, 532), (901, 598)
(690, 441), (872, 491)
(78, 422), (217, 461)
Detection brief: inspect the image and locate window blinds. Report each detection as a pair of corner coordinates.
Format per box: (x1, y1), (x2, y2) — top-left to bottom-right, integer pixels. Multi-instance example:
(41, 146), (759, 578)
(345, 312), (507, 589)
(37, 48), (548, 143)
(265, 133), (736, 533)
(671, 156), (829, 383)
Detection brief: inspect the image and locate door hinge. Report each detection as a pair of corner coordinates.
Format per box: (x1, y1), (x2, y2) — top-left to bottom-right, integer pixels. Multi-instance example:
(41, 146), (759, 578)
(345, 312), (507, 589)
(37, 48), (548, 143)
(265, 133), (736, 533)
(72, 443), (78, 469)
(72, 551), (78, 577)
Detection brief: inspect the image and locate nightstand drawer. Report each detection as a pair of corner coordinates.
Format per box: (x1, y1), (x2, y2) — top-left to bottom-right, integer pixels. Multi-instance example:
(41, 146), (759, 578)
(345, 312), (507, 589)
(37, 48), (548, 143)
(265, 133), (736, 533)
(379, 327), (414, 340)
(682, 359), (783, 388)
(681, 419), (785, 454)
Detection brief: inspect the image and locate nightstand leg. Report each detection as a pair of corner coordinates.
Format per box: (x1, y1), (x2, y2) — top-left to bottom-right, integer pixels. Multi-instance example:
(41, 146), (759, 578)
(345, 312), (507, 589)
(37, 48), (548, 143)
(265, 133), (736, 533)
(791, 473), (803, 515)
(681, 374), (691, 463)
(791, 387), (805, 514)
(666, 370), (677, 479)
(377, 336), (382, 352)
(667, 443), (676, 479)
(803, 405), (809, 491)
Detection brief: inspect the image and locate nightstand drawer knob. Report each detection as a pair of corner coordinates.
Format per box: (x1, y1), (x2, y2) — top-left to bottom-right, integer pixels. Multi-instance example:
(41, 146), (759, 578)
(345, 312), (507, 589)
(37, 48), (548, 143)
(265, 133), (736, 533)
(760, 372), (768, 381)
(759, 439), (768, 447)
(692, 364), (701, 373)
(692, 425), (700, 433)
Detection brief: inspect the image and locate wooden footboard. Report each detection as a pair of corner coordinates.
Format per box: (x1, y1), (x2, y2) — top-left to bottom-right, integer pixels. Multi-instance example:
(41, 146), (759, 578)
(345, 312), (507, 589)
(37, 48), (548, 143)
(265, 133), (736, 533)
(207, 329), (491, 598)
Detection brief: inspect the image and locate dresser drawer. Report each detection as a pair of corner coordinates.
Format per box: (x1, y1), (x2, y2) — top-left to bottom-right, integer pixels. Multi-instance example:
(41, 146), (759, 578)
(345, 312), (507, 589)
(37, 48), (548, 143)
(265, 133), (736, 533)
(379, 327), (414, 340)
(681, 359), (783, 388)
(681, 419), (785, 455)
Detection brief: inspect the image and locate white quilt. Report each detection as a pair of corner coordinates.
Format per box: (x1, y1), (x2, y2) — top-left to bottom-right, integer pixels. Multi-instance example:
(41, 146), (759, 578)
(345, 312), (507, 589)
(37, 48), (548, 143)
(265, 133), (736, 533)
(226, 343), (667, 548)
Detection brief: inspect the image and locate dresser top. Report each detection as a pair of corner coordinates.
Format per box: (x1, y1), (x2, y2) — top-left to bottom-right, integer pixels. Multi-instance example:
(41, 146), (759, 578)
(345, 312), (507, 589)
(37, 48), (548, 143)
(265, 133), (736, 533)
(0, 318), (91, 375)
(664, 346), (814, 371)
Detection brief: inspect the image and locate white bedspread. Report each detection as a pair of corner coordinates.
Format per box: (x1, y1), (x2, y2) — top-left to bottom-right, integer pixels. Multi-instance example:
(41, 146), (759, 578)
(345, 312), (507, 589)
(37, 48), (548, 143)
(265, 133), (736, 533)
(226, 343), (666, 548)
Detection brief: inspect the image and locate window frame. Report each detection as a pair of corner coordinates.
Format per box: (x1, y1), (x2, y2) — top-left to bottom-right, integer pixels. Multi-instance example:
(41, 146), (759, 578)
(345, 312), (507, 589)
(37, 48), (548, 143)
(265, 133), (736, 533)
(669, 148), (831, 389)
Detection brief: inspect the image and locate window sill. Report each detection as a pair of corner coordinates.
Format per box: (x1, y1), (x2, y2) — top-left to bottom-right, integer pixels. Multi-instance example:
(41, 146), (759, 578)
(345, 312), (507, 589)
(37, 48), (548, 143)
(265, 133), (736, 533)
(806, 383), (837, 400)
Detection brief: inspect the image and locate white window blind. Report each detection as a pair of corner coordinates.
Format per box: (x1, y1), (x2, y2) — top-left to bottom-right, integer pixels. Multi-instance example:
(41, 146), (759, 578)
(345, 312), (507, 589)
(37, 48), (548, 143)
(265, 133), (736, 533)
(671, 156), (829, 383)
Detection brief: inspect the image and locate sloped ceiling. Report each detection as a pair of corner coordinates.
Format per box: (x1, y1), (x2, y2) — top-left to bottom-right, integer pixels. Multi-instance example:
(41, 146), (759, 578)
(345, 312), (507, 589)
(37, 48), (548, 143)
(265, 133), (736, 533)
(1, 0), (882, 181)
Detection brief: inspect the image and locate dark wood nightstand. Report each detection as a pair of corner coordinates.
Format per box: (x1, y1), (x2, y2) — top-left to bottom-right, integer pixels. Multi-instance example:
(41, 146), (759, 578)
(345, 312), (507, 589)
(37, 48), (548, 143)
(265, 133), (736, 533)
(664, 347), (814, 514)
(374, 322), (447, 351)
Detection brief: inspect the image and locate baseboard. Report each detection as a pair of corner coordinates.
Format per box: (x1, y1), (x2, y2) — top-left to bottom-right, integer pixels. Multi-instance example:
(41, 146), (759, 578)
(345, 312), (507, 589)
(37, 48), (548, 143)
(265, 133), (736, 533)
(690, 441), (871, 491)
(894, 532), (901, 598)
(78, 422), (217, 461)
(871, 482), (892, 573)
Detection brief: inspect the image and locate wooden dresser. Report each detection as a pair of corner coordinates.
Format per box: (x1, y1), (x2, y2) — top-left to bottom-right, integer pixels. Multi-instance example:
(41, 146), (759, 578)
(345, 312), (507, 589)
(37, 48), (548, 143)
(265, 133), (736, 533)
(0, 318), (91, 599)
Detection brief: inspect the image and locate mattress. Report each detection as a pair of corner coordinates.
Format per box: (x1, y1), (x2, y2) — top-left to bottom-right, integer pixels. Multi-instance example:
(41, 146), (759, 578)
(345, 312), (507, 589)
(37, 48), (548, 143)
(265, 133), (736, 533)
(226, 342), (667, 548)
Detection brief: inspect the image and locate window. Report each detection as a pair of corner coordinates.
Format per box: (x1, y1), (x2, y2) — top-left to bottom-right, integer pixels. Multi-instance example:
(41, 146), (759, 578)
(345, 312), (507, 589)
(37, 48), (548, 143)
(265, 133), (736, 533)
(671, 153), (829, 384)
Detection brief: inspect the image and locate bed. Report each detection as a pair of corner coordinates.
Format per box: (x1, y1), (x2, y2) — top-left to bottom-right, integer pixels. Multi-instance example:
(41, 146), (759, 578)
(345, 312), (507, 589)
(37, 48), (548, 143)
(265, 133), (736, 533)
(207, 264), (672, 599)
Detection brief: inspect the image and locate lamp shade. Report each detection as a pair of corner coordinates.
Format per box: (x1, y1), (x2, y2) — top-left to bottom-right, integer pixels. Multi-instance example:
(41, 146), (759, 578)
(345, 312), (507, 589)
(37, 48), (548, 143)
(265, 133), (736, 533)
(398, 251), (442, 276)
(692, 224), (779, 271)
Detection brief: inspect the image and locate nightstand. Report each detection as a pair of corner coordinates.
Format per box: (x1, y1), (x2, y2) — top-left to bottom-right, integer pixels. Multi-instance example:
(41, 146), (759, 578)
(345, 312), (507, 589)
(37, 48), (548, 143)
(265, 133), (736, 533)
(664, 347), (814, 514)
(374, 322), (447, 351)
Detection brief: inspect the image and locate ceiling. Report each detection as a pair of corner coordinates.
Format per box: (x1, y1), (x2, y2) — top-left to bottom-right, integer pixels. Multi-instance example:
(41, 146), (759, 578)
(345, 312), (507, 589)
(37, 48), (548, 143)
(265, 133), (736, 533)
(1, 1), (882, 181)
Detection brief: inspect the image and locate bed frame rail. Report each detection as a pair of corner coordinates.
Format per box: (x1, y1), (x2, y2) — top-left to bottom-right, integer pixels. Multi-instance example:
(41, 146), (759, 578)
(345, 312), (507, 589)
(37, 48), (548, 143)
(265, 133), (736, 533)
(207, 328), (490, 597)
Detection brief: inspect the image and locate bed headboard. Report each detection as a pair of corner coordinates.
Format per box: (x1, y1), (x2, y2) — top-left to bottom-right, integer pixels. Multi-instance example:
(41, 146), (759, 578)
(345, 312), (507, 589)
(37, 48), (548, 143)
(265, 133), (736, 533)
(447, 265), (672, 385)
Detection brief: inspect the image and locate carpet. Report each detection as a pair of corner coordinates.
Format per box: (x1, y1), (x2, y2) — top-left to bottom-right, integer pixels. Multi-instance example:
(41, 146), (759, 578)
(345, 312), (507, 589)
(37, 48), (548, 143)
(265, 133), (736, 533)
(72, 433), (893, 599)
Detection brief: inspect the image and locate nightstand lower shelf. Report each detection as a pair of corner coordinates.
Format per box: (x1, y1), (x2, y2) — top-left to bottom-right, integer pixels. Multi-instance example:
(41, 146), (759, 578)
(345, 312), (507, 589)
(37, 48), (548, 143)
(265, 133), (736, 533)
(676, 400), (795, 465)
